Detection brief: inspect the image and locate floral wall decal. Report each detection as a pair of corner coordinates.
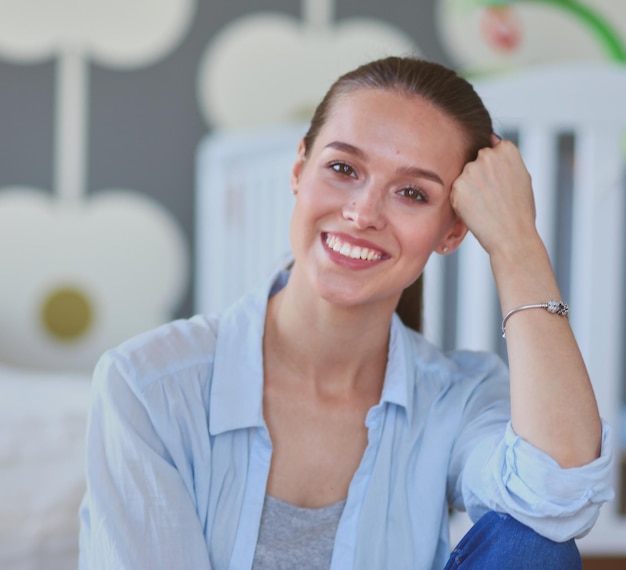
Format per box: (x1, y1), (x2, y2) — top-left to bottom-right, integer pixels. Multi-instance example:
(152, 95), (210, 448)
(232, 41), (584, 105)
(437, 0), (626, 73)
(197, 0), (419, 129)
(0, 0), (196, 371)
(479, 0), (625, 60)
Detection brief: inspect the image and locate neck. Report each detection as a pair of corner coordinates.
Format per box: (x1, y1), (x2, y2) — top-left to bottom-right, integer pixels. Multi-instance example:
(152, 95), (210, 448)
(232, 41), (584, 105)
(264, 270), (397, 394)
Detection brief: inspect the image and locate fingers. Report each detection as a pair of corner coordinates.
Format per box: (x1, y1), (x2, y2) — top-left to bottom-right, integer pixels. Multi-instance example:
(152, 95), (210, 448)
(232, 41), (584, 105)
(449, 131), (538, 256)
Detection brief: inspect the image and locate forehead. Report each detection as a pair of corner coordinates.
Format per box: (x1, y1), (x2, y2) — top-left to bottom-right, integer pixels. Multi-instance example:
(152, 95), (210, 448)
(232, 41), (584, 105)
(314, 88), (469, 171)
(325, 88), (462, 135)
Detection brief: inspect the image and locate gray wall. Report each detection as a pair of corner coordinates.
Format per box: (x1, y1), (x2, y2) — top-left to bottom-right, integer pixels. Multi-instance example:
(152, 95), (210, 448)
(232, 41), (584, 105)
(0, 0), (449, 319)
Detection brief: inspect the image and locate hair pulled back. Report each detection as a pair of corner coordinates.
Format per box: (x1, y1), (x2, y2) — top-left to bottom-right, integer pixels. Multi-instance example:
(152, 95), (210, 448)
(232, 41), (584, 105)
(305, 56), (493, 163)
(302, 57), (493, 332)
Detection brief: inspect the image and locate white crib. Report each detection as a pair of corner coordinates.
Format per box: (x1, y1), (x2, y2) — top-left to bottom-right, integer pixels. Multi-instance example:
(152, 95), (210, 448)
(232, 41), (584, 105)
(195, 62), (626, 553)
(451, 62), (626, 554)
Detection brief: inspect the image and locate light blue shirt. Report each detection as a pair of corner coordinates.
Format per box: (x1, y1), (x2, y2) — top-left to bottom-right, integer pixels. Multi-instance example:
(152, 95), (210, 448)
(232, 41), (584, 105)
(79, 270), (614, 570)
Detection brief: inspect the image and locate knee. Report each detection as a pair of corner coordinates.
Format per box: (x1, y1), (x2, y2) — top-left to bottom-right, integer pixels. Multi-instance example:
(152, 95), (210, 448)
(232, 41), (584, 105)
(448, 511), (581, 570)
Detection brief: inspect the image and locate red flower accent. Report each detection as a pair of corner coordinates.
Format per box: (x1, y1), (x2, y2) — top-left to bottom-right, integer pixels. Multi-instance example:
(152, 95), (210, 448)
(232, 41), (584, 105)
(480, 6), (523, 53)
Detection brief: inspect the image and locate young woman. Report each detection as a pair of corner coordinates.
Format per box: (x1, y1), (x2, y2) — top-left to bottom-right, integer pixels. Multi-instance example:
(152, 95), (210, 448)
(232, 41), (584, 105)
(79, 57), (613, 569)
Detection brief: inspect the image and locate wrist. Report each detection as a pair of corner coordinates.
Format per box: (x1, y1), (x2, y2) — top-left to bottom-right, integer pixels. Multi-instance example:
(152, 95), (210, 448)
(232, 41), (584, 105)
(489, 236), (562, 313)
(501, 300), (569, 337)
(488, 231), (547, 272)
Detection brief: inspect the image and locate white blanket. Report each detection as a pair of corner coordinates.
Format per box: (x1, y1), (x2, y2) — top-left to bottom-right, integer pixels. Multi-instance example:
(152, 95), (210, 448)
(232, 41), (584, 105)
(0, 365), (91, 570)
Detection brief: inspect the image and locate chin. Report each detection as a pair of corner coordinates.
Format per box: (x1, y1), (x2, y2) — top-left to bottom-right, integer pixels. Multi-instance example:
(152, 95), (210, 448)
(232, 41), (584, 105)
(314, 276), (401, 313)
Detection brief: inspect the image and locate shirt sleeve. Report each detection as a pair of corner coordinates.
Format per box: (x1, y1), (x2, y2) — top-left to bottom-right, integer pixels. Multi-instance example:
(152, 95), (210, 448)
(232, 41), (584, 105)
(461, 420), (614, 541)
(447, 353), (615, 542)
(79, 351), (212, 569)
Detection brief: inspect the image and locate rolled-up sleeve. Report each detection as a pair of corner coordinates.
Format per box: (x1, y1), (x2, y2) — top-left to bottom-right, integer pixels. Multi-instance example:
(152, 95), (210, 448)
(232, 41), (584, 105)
(460, 420), (615, 541)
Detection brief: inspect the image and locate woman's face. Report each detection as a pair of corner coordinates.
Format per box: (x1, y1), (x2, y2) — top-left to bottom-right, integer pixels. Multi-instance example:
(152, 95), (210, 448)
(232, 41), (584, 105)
(289, 88), (469, 309)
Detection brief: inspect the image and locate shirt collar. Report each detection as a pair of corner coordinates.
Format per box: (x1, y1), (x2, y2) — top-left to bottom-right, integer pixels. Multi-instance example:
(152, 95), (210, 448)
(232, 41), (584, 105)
(378, 312), (416, 419)
(209, 270), (418, 434)
(209, 271), (288, 435)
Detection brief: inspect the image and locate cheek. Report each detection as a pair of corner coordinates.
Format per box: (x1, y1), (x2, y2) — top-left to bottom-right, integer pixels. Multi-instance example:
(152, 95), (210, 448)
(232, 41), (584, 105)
(289, 190), (326, 253)
(400, 210), (452, 249)
(405, 231), (440, 258)
(292, 177), (340, 224)
(289, 200), (307, 253)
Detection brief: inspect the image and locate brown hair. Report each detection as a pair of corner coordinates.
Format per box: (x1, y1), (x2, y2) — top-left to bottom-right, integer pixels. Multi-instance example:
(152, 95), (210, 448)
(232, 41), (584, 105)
(302, 56), (493, 332)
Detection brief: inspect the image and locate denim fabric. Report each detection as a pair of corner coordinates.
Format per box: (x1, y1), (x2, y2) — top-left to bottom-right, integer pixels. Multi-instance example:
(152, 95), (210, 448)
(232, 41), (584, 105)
(444, 511), (582, 569)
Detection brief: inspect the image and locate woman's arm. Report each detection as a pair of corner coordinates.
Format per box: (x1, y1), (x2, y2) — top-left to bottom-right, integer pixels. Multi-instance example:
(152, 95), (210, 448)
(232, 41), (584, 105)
(450, 136), (602, 468)
(79, 351), (212, 569)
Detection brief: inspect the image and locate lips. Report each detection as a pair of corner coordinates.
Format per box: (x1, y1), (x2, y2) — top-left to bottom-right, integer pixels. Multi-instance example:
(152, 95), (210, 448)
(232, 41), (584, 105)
(322, 232), (388, 261)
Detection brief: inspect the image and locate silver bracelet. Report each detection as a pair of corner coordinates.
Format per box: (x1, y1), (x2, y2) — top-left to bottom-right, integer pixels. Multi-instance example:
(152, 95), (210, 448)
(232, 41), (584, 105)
(501, 300), (569, 338)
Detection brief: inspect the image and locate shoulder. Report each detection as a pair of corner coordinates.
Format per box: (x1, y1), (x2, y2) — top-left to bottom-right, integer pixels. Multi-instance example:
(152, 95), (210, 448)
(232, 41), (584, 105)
(398, 328), (511, 432)
(401, 326), (508, 393)
(93, 314), (220, 400)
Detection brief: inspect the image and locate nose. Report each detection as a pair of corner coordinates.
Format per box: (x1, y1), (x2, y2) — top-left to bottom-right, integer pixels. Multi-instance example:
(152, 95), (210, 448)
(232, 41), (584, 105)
(341, 186), (386, 230)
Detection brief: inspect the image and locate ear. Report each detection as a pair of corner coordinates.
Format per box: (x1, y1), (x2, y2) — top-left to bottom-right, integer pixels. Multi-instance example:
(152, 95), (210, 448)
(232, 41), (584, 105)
(438, 216), (468, 255)
(290, 138), (307, 195)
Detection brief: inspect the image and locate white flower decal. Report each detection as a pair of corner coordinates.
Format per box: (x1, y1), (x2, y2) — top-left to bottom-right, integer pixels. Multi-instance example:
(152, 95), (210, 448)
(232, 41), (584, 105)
(197, 0), (419, 128)
(0, 0), (196, 66)
(0, 0), (196, 370)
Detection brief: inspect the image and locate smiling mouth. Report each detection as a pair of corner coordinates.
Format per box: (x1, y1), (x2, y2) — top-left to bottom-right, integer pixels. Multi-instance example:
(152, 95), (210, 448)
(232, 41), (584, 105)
(323, 233), (385, 261)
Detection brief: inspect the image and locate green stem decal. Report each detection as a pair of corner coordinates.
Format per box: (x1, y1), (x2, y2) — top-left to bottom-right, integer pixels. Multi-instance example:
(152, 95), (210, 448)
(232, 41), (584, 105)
(474, 0), (626, 61)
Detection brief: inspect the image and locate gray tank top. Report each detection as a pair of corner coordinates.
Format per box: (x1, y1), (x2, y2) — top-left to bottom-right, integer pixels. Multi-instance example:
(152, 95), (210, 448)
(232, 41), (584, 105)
(251, 495), (346, 569)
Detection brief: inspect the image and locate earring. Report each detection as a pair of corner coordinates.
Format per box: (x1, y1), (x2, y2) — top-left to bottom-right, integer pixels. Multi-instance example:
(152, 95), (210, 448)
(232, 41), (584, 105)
(442, 246), (449, 254)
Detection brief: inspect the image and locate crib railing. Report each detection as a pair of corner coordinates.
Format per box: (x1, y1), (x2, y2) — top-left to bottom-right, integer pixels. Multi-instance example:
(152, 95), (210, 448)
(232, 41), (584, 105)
(444, 63), (626, 551)
(196, 124), (302, 314)
(195, 62), (626, 553)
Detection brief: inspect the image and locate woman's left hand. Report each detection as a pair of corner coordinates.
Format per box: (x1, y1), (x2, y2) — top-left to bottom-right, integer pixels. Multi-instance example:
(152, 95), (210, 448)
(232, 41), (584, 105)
(452, 135), (603, 469)
(450, 134), (539, 259)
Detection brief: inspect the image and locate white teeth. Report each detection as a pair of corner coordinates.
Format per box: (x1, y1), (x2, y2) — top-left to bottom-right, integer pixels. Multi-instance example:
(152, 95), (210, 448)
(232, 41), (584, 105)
(325, 234), (382, 261)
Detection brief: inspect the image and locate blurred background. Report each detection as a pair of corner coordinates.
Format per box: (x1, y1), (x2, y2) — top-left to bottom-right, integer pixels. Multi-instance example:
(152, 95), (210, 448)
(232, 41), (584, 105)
(0, 0), (625, 568)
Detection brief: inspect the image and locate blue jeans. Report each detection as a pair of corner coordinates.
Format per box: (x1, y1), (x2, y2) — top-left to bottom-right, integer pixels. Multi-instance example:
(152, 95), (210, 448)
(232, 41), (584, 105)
(444, 511), (582, 569)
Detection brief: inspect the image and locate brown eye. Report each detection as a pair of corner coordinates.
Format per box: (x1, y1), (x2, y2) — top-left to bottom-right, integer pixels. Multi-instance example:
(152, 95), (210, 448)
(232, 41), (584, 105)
(398, 186), (427, 202)
(330, 162), (356, 178)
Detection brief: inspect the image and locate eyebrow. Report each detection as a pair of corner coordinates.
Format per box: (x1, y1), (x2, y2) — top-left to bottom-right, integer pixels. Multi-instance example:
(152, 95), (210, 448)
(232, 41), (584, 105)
(325, 141), (367, 159)
(396, 165), (444, 186)
(324, 140), (444, 186)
